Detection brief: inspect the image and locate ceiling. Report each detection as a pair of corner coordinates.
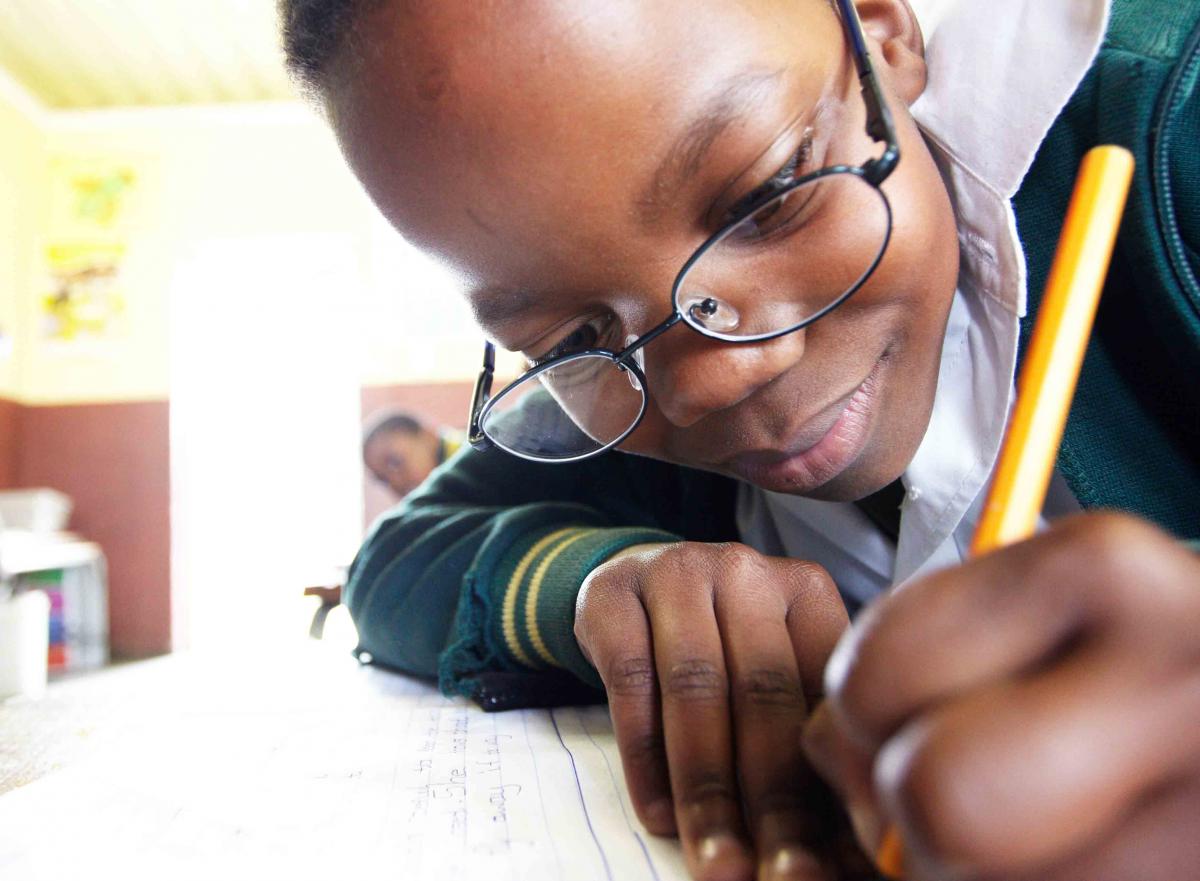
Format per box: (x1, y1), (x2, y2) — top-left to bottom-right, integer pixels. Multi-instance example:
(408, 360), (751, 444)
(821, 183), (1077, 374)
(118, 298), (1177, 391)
(0, 0), (297, 110)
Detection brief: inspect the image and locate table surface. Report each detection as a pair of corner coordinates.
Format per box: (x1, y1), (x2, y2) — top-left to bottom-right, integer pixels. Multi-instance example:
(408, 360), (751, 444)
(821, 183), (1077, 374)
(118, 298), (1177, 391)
(2, 655), (193, 794)
(0, 640), (701, 881)
(0, 642), (367, 796)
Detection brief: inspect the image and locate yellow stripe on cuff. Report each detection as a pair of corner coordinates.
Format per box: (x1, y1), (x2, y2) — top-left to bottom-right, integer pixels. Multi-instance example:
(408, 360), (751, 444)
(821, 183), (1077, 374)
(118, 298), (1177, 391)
(523, 528), (600, 668)
(501, 527), (584, 667)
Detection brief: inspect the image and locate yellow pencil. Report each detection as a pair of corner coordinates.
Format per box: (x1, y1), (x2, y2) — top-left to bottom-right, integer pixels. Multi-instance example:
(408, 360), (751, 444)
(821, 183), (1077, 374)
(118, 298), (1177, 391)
(874, 144), (1135, 879)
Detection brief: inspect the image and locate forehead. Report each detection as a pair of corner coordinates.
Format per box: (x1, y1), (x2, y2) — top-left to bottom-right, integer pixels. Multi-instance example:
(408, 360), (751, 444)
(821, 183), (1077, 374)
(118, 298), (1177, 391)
(330, 0), (840, 316)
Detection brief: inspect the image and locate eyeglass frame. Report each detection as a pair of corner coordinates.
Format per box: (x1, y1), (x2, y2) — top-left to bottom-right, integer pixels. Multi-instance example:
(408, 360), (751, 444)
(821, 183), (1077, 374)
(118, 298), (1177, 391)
(468, 0), (900, 463)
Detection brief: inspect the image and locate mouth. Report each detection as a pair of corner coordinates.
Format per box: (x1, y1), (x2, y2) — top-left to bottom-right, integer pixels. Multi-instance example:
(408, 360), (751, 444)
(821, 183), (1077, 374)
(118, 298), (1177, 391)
(724, 355), (885, 493)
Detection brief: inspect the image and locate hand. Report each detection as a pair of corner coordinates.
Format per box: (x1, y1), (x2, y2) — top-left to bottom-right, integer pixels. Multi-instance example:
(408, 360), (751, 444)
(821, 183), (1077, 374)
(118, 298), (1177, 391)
(575, 541), (866, 881)
(804, 512), (1200, 881)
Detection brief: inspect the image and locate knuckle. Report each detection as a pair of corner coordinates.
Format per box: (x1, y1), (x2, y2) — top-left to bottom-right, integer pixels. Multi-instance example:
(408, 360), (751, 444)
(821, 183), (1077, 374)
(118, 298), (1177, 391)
(734, 667), (806, 711)
(714, 542), (764, 580)
(606, 542), (715, 601)
(663, 658), (728, 703)
(1063, 511), (1149, 569)
(581, 555), (641, 599)
(676, 770), (740, 810)
(575, 558), (648, 634)
(787, 557), (834, 587)
(1051, 512), (1182, 613)
(654, 542), (720, 585)
(786, 559), (840, 603)
(604, 656), (658, 697)
(746, 786), (812, 823)
(621, 730), (668, 769)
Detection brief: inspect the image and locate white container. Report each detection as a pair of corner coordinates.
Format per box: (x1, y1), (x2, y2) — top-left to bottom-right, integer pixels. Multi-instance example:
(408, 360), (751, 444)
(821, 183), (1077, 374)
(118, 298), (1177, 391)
(0, 489), (73, 533)
(0, 590), (51, 701)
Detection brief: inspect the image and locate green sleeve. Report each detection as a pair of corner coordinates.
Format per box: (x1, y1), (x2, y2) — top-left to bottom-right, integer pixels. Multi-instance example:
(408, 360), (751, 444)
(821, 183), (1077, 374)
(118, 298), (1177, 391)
(343, 431), (738, 710)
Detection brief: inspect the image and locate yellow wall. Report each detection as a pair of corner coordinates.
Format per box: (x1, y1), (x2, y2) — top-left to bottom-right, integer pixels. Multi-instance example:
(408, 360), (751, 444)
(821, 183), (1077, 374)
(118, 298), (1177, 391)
(0, 83), (46, 399)
(30, 104), (380, 405)
(0, 88), (486, 407)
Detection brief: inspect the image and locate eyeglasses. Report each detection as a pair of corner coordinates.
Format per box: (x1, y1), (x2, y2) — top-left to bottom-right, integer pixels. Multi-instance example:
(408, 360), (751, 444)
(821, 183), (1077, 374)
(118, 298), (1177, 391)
(468, 0), (899, 463)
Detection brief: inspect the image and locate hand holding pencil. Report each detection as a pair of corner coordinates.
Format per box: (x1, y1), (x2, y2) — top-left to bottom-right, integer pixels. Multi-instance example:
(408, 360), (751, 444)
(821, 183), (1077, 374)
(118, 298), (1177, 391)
(803, 147), (1200, 881)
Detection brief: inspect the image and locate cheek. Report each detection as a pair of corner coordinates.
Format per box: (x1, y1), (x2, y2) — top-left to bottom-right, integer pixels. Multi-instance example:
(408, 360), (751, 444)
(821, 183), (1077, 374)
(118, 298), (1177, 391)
(851, 164), (960, 465)
(618, 406), (670, 458)
(851, 140), (960, 364)
(881, 131), (961, 311)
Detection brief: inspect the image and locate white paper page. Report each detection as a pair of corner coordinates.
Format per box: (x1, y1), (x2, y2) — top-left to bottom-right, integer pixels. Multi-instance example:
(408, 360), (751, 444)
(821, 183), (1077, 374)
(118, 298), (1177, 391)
(0, 654), (688, 881)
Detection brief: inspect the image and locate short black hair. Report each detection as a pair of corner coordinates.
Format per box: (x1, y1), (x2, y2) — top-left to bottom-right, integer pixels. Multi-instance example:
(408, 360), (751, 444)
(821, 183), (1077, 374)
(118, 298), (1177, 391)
(278, 0), (384, 96)
(362, 409), (428, 453)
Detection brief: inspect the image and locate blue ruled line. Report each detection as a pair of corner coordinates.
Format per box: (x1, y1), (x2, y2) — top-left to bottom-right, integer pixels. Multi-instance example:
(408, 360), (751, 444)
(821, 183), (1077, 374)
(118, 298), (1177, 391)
(551, 710), (614, 881)
(579, 709), (660, 881)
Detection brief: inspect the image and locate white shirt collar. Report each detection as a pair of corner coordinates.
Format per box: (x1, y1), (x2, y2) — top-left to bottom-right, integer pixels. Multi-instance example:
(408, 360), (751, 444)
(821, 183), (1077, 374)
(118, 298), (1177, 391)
(910, 0), (1111, 316)
(737, 0), (1110, 594)
(913, 0), (1111, 202)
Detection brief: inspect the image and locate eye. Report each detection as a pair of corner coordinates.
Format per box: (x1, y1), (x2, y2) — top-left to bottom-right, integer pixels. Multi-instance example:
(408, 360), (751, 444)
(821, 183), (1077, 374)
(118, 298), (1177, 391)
(721, 128), (815, 226)
(723, 182), (821, 245)
(530, 314), (618, 365)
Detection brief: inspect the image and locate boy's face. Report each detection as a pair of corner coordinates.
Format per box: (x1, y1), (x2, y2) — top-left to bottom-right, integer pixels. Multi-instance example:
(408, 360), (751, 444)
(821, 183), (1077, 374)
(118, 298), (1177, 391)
(330, 0), (959, 501)
(364, 429), (439, 497)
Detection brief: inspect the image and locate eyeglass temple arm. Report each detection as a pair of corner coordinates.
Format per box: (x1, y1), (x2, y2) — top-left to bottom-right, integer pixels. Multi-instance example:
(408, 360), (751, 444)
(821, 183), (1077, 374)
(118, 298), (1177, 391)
(838, 0), (901, 185)
(468, 341), (496, 449)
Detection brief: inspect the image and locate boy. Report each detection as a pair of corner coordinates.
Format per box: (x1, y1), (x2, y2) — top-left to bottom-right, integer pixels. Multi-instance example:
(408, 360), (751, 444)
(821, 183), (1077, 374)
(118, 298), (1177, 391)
(362, 409), (462, 498)
(281, 1), (1200, 879)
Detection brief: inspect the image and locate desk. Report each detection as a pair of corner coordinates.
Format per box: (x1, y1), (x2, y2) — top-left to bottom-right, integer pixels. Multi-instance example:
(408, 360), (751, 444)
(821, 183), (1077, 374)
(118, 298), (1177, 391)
(0, 531), (102, 578)
(0, 642), (690, 880)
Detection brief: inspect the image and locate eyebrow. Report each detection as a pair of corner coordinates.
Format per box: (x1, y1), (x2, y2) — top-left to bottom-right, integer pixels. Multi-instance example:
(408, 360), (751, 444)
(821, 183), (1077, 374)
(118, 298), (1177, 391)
(470, 69), (789, 333)
(470, 286), (540, 333)
(636, 68), (787, 225)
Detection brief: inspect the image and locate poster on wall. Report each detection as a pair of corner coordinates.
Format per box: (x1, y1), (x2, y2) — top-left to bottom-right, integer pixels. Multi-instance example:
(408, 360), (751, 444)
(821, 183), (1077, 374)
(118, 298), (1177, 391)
(40, 158), (145, 349)
(48, 158), (143, 236)
(40, 242), (127, 343)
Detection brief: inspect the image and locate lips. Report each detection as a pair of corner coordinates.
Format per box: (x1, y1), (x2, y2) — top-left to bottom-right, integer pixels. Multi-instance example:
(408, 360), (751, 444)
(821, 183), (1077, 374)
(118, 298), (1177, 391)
(724, 357), (884, 493)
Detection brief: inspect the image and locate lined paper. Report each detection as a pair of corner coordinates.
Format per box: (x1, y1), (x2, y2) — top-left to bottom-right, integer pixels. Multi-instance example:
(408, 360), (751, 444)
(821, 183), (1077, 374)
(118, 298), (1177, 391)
(0, 652), (688, 880)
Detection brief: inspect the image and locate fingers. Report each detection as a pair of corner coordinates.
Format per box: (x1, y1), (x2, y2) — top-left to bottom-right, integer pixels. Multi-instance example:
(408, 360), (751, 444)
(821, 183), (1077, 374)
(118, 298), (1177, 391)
(825, 513), (1196, 752)
(809, 513), (1200, 878)
(578, 542), (855, 881)
(643, 553), (754, 881)
(712, 554), (829, 880)
(783, 560), (851, 704)
(873, 643), (1200, 876)
(802, 701), (880, 850)
(576, 561), (676, 837)
(1029, 775), (1200, 881)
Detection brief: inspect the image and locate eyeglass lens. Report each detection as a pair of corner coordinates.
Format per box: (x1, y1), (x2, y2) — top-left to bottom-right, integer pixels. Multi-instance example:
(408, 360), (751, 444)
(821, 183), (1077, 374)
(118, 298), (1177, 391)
(481, 353), (646, 460)
(676, 170), (890, 339)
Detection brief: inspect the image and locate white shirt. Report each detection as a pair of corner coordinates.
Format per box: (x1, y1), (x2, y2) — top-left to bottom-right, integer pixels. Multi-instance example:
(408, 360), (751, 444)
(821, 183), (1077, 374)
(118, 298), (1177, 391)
(737, 0), (1110, 606)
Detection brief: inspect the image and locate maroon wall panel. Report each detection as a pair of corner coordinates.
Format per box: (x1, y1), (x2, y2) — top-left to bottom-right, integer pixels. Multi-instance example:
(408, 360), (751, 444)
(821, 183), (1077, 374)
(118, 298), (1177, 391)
(0, 397), (19, 488)
(17, 400), (171, 658)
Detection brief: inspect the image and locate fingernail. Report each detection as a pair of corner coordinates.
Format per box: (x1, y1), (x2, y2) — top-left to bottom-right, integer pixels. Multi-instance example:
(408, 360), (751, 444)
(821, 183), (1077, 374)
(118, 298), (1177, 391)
(698, 834), (735, 863)
(801, 704), (836, 778)
(696, 834), (747, 877)
(643, 799), (676, 835)
(762, 847), (824, 880)
(847, 801), (882, 852)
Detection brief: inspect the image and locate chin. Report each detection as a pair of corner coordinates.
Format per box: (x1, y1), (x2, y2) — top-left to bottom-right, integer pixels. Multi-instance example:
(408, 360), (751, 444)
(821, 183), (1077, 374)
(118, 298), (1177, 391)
(763, 431), (913, 502)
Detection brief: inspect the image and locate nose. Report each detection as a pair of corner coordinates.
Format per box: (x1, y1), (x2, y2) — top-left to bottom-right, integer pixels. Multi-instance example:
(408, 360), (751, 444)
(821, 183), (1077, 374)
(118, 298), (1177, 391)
(643, 325), (806, 428)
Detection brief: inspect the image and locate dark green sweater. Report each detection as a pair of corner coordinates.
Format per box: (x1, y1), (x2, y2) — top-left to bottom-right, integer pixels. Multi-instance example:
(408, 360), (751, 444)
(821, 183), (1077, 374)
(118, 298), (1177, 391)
(344, 2), (1200, 710)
